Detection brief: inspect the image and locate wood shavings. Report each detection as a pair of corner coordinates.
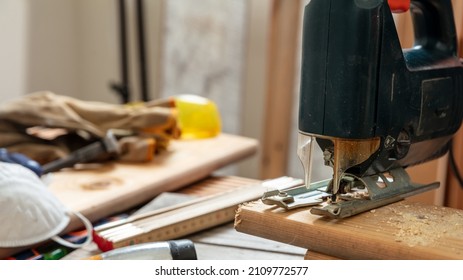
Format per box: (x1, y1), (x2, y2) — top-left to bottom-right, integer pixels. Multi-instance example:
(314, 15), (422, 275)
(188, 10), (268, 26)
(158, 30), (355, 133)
(377, 202), (463, 248)
(339, 189), (369, 200)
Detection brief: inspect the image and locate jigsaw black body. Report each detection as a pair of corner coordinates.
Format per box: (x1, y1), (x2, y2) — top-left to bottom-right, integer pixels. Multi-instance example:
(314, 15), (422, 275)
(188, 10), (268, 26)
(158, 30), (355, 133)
(263, 0), (463, 218)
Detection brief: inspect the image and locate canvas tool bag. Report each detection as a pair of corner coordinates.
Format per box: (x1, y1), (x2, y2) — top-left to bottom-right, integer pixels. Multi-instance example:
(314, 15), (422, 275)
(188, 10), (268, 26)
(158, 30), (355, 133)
(0, 92), (180, 165)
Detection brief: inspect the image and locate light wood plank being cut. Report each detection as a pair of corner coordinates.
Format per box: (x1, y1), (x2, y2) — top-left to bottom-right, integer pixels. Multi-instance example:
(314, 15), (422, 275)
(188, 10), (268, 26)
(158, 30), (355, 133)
(235, 199), (463, 259)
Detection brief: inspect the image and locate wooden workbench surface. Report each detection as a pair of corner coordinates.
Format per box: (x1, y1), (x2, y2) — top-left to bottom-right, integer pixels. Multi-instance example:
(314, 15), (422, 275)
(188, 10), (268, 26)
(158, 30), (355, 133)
(61, 176), (306, 260)
(63, 223), (307, 260)
(235, 199), (463, 259)
(0, 134), (258, 259)
(50, 133), (258, 228)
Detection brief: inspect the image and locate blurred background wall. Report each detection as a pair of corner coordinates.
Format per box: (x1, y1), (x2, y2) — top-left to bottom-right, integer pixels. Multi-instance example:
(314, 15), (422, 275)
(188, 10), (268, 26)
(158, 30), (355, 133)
(1, 0), (463, 208)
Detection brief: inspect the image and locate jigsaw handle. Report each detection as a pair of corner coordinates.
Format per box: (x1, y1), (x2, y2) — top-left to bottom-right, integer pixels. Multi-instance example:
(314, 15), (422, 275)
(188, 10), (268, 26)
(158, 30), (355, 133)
(409, 0), (457, 55)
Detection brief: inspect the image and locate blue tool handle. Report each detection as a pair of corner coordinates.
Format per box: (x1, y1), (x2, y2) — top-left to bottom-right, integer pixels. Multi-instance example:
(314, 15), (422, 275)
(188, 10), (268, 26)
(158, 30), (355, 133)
(0, 148), (43, 177)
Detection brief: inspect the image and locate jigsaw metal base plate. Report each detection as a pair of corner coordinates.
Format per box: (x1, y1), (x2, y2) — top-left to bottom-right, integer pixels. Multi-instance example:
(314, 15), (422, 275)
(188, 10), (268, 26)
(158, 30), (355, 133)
(261, 168), (440, 219)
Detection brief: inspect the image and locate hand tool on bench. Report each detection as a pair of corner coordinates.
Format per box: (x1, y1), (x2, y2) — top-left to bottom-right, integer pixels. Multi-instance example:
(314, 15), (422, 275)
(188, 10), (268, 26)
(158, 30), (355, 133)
(41, 130), (120, 174)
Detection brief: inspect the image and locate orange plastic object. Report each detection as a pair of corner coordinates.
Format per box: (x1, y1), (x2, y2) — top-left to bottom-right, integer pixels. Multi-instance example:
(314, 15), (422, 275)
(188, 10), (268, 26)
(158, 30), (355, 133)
(388, 0), (410, 13)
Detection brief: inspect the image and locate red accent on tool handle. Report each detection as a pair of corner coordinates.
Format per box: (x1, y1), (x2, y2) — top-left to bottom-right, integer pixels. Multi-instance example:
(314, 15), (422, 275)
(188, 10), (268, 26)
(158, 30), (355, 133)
(388, 0), (410, 13)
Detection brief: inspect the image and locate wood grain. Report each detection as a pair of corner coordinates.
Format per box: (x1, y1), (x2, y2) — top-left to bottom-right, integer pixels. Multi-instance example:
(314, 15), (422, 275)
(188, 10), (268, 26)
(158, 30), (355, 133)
(235, 200), (463, 259)
(63, 223), (306, 260)
(304, 251), (340, 260)
(94, 176), (263, 249)
(50, 133), (258, 230)
(95, 178), (266, 248)
(0, 134), (257, 259)
(63, 177), (306, 260)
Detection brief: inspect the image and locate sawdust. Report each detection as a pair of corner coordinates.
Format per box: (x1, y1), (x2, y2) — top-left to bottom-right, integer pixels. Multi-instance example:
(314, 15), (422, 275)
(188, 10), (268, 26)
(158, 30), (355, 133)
(234, 205), (243, 227)
(368, 202), (463, 248)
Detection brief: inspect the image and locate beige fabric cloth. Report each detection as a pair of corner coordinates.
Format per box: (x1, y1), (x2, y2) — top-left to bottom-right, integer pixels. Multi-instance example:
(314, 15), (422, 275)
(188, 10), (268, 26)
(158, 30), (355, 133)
(0, 91), (180, 164)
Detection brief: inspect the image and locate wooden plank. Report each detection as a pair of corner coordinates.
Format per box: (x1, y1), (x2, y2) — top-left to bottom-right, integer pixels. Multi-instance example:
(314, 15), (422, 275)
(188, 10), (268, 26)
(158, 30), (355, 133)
(261, 0), (302, 179)
(63, 177), (264, 260)
(0, 135), (257, 259)
(93, 177), (264, 250)
(235, 200), (463, 259)
(63, 223), (305, 260)
(48, 133), (257, 231)
(238, 0), (272, 179)
(63, 177), (305, 260)
(178, 176), (258, 197)
(304, 251), (340, 260)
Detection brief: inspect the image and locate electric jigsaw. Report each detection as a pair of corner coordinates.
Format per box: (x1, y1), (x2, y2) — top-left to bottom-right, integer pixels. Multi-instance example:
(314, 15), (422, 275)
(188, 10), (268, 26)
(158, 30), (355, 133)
(263, 0), (463, 218)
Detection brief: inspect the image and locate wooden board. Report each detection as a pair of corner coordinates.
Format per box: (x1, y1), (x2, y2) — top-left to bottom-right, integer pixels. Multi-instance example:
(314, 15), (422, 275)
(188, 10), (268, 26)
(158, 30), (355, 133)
(235, 200), (463, 259)
(0, 135), (257, 259)
(49, 133), (257, 230)
(304, 251), (340, 260)
(260, 0), (302, 178)
(92, 176), (265, 250)
(63, 223), (306, 260)
(63, 176), (305, 260)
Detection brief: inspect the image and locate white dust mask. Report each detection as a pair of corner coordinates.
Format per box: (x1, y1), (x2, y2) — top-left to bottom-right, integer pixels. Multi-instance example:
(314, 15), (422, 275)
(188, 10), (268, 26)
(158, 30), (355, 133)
(0, 162), (92, 248)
